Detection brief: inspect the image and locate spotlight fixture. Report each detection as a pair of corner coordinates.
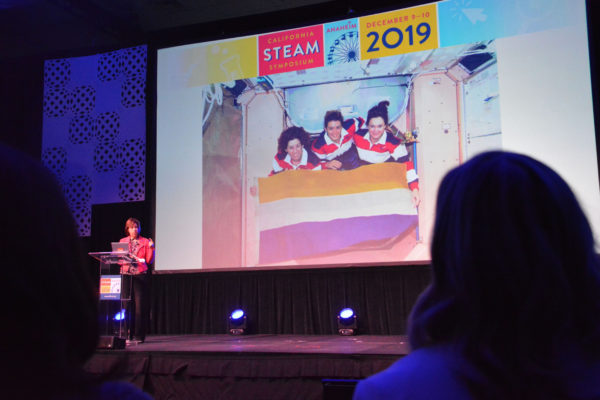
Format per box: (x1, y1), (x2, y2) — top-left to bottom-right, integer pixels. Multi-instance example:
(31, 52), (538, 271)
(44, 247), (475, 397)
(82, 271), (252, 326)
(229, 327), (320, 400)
(113, 309), (126, 321)
(228, 309), (247, 335)
(337, 308), (357, 336)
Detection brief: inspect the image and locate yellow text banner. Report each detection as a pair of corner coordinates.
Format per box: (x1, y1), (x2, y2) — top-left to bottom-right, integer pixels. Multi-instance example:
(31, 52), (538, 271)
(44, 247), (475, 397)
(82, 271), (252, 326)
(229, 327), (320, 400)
(360, 3), (438, 60)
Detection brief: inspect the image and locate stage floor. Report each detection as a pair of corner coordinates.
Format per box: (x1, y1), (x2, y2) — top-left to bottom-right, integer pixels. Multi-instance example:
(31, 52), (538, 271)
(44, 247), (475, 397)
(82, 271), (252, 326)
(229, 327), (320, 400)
(85, 334), (409, 400)
(120, 334), (410, 355)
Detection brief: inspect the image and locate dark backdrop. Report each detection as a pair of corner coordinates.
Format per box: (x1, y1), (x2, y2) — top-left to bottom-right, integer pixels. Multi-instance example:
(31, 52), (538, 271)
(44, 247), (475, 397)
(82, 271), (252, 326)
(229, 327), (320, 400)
(149, 265), (431, 335)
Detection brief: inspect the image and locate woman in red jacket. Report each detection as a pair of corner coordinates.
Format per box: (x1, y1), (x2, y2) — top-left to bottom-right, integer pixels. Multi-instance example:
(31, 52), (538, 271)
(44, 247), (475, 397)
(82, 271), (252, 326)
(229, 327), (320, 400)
(120, 217), (154, 343)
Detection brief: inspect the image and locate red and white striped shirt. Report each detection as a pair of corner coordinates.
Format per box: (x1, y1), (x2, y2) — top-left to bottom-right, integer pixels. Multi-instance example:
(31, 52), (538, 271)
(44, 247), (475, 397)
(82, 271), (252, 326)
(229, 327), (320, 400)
(354, 129), (419, 190)
(270, 148), (323, 176)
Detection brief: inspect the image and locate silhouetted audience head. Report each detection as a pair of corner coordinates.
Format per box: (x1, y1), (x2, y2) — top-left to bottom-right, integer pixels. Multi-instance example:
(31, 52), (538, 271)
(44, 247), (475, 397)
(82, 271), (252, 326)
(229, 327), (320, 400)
(0, 143), (98, 398)
(409, 151), (600, 398)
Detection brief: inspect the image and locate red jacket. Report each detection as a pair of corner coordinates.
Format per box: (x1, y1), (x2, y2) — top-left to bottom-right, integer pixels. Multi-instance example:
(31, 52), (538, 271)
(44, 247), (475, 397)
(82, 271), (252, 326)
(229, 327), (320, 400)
(119, 236), (154, 274)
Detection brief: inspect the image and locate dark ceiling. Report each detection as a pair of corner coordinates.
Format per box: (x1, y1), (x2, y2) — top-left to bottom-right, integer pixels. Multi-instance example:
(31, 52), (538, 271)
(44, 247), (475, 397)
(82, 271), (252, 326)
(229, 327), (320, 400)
(4, 0), (598, 63)
(0, 0), (361, 60)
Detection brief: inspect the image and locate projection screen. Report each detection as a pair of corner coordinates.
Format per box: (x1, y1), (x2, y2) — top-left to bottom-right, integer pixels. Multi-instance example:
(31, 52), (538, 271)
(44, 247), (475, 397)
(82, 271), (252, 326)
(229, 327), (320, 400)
(156, 0), (600, 271)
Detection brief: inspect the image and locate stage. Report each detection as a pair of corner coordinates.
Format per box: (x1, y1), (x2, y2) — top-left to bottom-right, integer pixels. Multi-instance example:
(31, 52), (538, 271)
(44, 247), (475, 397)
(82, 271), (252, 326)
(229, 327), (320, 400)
(85, 334), (409, 399)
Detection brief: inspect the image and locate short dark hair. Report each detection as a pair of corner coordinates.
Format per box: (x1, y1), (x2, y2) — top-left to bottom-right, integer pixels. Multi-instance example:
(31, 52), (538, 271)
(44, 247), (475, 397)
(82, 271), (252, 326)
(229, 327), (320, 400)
(277, 126), (311, 155)
(323, 110), (343, 129)
(124, 217), (141, 235)
(366, 100), (390, 125)
(409, 151), (600, 397)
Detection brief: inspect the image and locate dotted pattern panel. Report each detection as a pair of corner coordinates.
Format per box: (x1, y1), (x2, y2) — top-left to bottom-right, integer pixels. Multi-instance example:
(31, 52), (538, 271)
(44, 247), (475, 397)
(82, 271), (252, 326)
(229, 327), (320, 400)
(95, 111), (120, 143)
(68, 115), (96, 144)
(119, 138), (145, 170)
(70, 203), (92, 236)
(121, 76), (145, 108)
(94, 142), (119, 172)
(42, 146), (68, 177)
(44, 59), (71, 88)
(42, 46), (147, 237)
(123, 46), (147, 78)
(119, 169), (145, 202)
(65, 174), (92, 207)
(98, 50), (123, 82)
(43, 87), (71, 117)
(71, 86), (96, 115)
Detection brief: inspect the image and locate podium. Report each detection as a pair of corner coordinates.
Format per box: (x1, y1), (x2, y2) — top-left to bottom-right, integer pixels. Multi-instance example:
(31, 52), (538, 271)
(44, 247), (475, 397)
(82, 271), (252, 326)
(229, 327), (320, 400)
(89, 251), (138, 349)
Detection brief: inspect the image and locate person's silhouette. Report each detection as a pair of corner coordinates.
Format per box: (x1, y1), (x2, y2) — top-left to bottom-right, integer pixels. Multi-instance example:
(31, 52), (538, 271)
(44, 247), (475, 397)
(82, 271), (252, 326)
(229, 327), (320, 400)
(354, 151), (600, 400)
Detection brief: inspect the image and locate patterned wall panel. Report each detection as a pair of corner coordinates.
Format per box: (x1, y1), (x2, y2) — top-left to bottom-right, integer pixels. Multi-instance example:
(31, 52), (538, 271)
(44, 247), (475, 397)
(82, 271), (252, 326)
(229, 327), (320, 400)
(42, 45), (147, 236)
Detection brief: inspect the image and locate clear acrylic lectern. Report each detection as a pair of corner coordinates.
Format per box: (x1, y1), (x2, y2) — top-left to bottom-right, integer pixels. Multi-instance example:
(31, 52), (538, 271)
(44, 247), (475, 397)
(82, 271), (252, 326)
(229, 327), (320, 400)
(88, 251), (138, 348)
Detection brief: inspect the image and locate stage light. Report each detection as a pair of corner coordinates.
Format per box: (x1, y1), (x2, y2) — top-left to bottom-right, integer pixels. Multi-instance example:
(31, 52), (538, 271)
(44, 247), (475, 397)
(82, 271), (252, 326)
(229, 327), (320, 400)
(113, 309), (126, 321)
(228, 309), (247, 335)
(337, 308), (357, 336)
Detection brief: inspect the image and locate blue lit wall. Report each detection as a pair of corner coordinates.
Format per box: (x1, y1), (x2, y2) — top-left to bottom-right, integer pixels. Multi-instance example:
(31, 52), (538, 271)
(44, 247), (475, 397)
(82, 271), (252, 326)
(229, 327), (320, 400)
(42, 45), (147, 236)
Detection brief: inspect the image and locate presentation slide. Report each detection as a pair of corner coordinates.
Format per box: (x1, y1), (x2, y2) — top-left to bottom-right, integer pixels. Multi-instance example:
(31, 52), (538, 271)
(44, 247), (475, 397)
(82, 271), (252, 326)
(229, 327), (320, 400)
(156, 0), (599, 271)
